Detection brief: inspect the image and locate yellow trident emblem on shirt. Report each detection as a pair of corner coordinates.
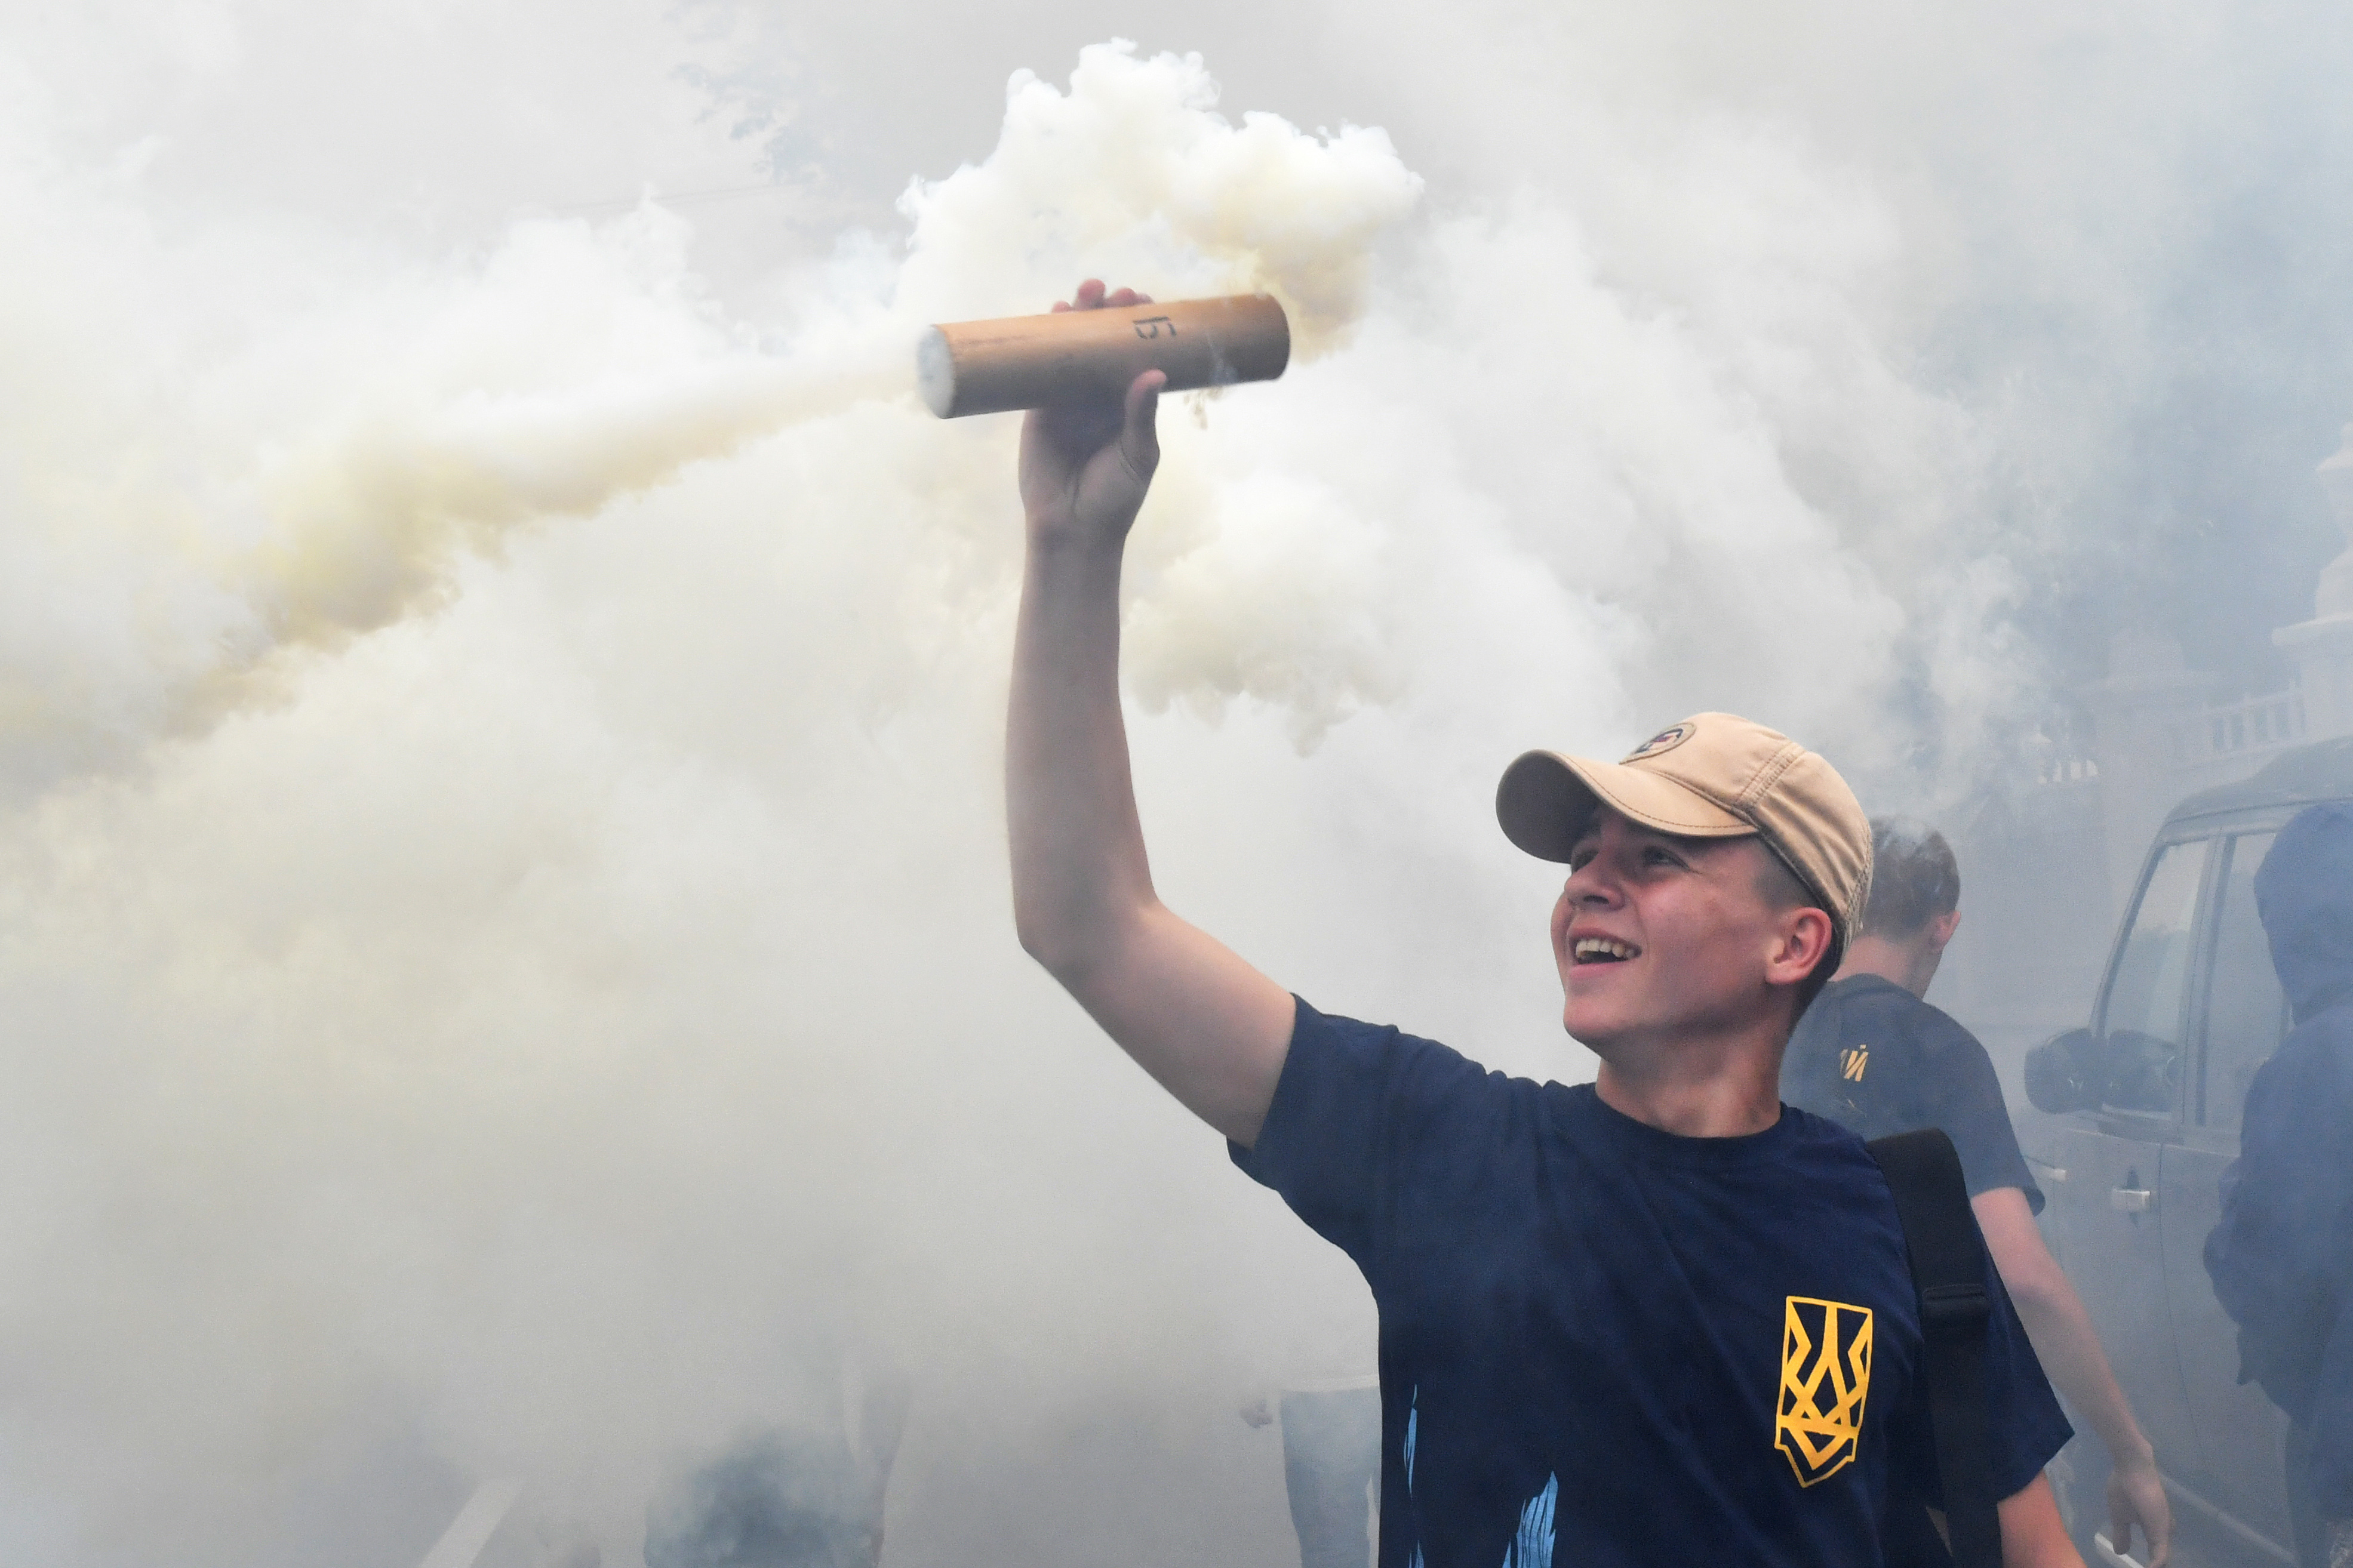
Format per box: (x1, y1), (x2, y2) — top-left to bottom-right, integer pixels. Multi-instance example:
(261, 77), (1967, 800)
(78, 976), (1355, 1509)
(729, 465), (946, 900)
(1776, 1295), (1873, 1486)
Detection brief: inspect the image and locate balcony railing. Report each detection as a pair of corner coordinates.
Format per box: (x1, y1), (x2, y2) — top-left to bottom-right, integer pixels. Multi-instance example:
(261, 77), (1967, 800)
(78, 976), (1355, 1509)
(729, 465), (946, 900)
(2170, 690), (2306, 766)
(2031, 754), (2100, 786)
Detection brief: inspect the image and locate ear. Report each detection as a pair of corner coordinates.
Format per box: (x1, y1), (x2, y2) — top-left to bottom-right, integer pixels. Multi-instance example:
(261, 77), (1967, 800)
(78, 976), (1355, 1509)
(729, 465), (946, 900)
(1927, 908), (1961, 953)
(1766, 907), (1837, 988)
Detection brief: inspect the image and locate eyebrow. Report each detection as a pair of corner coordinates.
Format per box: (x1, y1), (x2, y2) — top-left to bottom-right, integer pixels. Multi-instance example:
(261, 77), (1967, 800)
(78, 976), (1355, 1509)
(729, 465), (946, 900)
(1573, 827), (1714, 860)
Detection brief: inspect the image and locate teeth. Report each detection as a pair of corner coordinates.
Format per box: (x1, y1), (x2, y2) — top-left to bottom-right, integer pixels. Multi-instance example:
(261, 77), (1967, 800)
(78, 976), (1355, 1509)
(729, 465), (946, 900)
(1574, 937), (1636, 962)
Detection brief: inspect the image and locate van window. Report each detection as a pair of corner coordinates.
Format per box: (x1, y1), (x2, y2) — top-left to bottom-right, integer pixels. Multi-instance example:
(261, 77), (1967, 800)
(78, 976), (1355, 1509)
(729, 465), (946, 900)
(2203, 831), (2291, 1130)
(2099, 837), (2209, 1113)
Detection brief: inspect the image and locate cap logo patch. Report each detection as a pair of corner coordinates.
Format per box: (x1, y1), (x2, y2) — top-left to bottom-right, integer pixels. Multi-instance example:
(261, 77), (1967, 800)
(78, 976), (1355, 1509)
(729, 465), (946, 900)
(1622, 723), (1694, 763)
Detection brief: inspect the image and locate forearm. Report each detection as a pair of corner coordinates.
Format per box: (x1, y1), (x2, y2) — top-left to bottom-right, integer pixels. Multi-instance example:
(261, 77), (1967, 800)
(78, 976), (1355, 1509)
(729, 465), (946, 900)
(1976, 1191), (2152, 1465)
(1998, 1474), (2086, 1568)
(1007, 531), (1158, 975)
(2008, 1271), (2152, 1467)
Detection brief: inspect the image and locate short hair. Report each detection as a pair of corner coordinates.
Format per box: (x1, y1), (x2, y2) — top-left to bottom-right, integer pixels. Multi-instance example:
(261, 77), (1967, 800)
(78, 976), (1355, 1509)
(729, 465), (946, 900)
(1751, 841), (1840, 1016)
(1859, 818), (1960, 938)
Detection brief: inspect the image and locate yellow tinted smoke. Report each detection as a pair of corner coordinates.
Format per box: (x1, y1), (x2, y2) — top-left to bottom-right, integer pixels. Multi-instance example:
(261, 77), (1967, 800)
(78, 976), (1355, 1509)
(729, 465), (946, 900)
(0, 41), (1421, 796)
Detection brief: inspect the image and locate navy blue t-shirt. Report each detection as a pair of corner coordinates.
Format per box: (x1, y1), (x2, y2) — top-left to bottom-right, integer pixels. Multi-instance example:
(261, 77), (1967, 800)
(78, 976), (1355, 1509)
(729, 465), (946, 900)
(1231, 999), (2070, 1568)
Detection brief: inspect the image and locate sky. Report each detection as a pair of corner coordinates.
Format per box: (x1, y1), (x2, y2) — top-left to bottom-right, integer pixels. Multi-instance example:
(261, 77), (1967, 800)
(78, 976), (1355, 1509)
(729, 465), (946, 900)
(2, 1), (2352, 1563)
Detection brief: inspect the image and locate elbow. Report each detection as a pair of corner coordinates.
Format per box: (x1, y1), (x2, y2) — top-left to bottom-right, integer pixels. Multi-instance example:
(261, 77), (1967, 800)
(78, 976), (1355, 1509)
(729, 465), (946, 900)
(1976, 1206), (2071, 1319)
(1012, 902), (1117, 985)
(1013, 894), (1151, 991)
(2001, 1265), (2066, 1320)
(1014, 910), (1085, 978)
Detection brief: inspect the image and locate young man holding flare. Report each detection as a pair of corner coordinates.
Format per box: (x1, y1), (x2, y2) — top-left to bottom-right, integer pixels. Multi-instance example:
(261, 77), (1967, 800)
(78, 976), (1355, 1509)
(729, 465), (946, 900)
(1004, 279), (2080, 1566)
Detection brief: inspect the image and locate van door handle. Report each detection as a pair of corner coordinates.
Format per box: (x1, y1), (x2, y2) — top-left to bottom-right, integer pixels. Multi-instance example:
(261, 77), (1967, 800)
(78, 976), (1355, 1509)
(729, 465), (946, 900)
(2110, 1187), (2155, 1213)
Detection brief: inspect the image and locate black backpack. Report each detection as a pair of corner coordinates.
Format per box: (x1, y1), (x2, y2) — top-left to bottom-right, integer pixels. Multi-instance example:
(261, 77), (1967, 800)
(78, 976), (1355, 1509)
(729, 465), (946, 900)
(1868, 1128), (2001, 1568)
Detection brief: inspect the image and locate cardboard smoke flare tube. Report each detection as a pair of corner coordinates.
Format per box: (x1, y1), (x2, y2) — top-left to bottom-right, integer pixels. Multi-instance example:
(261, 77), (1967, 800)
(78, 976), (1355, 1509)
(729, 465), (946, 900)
(917, 294), (1291, 418)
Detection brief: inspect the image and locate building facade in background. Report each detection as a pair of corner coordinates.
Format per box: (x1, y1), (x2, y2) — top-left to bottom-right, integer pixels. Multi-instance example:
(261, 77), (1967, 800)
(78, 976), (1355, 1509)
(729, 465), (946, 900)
(1937, 427), (2353, 1068)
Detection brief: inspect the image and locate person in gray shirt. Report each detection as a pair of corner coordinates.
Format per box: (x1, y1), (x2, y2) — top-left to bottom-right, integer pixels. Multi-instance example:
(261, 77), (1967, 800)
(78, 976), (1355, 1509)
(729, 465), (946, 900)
(1784, 819), (2171, 1566)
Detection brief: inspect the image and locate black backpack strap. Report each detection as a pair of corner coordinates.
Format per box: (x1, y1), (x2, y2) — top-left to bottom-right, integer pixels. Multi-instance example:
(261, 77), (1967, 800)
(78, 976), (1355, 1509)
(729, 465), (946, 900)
(1867, 1128), (2000, 1568)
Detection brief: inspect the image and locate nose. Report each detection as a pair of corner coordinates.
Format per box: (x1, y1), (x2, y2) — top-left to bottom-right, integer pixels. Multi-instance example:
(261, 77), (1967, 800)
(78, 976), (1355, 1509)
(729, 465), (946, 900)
(1562, 861), (1623, 908)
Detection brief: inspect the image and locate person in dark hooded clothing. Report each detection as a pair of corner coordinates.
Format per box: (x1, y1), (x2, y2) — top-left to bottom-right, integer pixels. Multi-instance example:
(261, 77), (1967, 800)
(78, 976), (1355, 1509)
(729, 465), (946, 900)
(2206, 802), (2353, 1568)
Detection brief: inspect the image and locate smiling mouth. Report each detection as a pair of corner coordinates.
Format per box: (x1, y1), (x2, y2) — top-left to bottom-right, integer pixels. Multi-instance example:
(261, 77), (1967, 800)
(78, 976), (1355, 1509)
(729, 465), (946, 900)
(1571, 937), (1640, 965)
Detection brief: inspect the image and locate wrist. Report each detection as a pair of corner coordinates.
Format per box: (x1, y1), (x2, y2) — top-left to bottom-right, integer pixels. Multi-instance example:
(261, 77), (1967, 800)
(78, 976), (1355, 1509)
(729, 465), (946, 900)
(2110, 1434), (2157, 1470)
(1024, 511), (1133, 553)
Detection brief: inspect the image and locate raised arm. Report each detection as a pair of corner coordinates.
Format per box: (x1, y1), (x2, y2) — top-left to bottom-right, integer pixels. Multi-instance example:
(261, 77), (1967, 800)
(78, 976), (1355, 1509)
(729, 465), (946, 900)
(1005, 279), (1296, 1146)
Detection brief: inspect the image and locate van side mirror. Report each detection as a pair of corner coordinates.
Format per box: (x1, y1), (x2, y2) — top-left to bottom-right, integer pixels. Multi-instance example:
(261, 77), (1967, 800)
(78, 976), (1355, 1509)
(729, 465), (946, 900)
(2025, 1028), (2108, 1113)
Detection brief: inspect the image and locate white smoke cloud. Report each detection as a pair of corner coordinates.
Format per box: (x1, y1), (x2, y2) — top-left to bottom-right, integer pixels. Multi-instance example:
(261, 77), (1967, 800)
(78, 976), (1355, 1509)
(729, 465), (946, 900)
(896, 44), (1421, 351)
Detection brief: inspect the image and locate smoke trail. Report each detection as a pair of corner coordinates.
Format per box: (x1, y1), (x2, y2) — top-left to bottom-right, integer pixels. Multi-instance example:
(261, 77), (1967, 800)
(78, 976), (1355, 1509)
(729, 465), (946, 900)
(0, 178), (902, 793)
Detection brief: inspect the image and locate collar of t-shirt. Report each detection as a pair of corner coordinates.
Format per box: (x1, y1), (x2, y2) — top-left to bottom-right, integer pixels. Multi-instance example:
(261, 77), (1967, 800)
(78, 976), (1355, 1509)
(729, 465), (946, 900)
(1827, 972), (1913, 1003)
(1569, 1080), (1806, 1168)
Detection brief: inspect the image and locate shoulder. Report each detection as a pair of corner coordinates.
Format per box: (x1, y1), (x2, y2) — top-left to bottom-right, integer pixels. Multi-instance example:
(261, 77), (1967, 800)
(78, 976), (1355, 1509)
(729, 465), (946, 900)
(1792, 977), (1856, 1034)
(1734, 1102), (1903, 1212)
(1779, 1102), (1890, 1178)
(1783, 980), (1870, 1080)
(1831, 982), (1997, 1082)
(1832, 976), (1961, 1045)
(1287, 998), (1496, 1088)
(1237, 1002), (1537, 1256)
(2283, 1006), (2353, 1070)
(1278, 998), (1542, 1133)
(1797, 975), (1951, 1056)
(1752, 1111), (1921, 1286)
(2246, 1011), (2353, 1133)
(2254, 1010), (2353, 1095)
(1905, 994), (1991, 1060)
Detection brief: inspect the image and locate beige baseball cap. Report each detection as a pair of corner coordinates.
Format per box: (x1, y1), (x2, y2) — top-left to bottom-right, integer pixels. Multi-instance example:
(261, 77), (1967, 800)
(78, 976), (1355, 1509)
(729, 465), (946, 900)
(1495, 713), (1873, 953)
